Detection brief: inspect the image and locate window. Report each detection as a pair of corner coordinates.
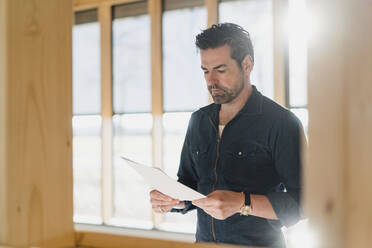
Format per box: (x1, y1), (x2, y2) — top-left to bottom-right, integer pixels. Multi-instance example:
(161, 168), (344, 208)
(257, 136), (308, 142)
(72, 1), (308, 244)
(288, 0), (308, 133)
(73, 9), (102, 224)
(160, 0), (207, 233)
(284, 1), (311, 247)
(162, 1), (208, 112)
(219, 0), (274, 99)
(111, 1), (153, 228)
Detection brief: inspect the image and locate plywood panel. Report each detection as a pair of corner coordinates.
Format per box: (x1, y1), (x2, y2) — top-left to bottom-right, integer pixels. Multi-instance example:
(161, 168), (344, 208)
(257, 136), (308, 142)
(0, 0), (8, 242)
(306, 0), (372, 247)
(345, 1), (372, 247)
(0, 0), (74, 246)
(306, 1), (347, 247)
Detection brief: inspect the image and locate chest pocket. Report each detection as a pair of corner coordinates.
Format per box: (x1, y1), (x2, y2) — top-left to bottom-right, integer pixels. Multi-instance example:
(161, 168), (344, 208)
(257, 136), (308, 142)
(190, 144), (213, 182)
(223, 142), (270, 188)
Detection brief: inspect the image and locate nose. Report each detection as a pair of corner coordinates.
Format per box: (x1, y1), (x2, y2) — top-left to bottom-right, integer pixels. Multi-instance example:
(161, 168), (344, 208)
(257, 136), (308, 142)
(205, 70), (218, 87)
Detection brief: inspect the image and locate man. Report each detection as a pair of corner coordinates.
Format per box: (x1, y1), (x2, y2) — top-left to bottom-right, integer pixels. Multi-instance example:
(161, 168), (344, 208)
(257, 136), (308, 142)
(150, 23), (304, 247)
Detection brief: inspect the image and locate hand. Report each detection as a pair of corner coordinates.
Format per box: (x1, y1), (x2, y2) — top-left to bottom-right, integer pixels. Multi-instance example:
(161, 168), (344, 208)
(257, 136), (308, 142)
(192, 190), (244, 220)
(149, 190), (182, 214)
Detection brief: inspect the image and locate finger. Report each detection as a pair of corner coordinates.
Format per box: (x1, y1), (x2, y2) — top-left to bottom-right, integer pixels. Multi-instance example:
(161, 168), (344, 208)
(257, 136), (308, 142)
(163, 205), (175, 212)
(150, 198), (179, 206)
(150, 190), (176, 201)
(152, 204), (174, 214)
(152, 205), (164, 213)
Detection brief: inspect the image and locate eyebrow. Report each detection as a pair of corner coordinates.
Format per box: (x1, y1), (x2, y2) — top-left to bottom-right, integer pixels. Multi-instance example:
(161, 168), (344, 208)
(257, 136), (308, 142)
(201, 64), (227, 70)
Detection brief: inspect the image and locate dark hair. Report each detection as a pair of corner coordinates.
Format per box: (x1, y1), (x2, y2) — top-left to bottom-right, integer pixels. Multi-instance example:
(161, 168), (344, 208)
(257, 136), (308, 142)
(195, 23), (254, 67)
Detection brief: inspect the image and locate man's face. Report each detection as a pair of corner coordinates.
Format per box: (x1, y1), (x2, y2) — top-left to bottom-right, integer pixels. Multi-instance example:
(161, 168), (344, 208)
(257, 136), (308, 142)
(200, 45), (248, 104)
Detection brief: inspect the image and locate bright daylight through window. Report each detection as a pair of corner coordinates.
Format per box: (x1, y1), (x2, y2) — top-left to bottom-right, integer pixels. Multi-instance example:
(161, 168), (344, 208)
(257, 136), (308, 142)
(72, 0), (313, 247)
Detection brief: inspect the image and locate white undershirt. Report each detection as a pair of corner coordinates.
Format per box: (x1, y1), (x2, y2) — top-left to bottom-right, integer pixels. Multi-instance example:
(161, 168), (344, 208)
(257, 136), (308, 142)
(218, 125), (225, 138)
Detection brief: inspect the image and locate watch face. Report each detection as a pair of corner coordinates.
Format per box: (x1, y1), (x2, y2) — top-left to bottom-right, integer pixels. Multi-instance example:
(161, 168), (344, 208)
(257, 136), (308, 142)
(240, 205), (251, 216)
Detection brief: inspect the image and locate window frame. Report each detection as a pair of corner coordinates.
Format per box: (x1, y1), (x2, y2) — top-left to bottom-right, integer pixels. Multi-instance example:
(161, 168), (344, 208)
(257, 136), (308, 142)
(73, 0), (289, 234)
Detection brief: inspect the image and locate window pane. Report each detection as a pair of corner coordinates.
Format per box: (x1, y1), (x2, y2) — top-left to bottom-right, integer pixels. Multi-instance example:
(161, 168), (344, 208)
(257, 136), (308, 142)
(73, 20), (101, 115)
(113, 8), (151, 114)
(163, 7), (209, 112)
(73, 115), (102, 224)
(160, 112), (197, 233)
(111, 113), (153, 228)
(288, 0), (307, 107)
(290, 108), (308, 135)
(219, 0), (274, 99)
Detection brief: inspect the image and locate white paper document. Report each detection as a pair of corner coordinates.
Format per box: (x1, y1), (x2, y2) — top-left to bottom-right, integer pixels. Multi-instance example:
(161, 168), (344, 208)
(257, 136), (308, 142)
(121, 156), (205, 201)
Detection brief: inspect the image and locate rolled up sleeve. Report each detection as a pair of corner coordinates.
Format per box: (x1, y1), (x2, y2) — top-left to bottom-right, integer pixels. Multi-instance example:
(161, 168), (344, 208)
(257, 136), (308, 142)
(266, 112), (305, 227)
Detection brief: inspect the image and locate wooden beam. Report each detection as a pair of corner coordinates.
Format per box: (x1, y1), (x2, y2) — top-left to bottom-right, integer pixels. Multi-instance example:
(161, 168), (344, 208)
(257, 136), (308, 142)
(149, 0), (163, 116)
(74, 0), (143, 12)
(0, 0), (7, 241)
(272, 0), (288, 107)
(0, 0), (74, 246)
(305, 0), (372, 247)
(75, 231), (259, 248)
(148, 0), (164, 228)
(345, 3), (372, 247)
(206, 0), (218, 27)
(99, 2), (114, 224)
(206, 0), (218, 104)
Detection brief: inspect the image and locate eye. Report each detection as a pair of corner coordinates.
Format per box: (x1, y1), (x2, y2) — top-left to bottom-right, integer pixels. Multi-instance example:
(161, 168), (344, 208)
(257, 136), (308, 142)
(203, 70), (209, 74)
(217, 70), (226, 73)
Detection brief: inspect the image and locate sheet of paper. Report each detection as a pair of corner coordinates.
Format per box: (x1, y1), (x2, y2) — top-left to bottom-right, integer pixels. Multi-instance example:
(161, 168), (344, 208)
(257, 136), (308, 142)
(121, 156), (205, 201)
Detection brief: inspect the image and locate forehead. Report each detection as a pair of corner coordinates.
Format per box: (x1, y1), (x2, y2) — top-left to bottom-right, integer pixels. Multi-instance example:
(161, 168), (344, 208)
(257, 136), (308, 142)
(200, 44), (233, 67)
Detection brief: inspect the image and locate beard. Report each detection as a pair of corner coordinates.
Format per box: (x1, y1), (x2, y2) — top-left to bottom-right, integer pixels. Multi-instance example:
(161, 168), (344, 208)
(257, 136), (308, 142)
(208, 80), (245, 104)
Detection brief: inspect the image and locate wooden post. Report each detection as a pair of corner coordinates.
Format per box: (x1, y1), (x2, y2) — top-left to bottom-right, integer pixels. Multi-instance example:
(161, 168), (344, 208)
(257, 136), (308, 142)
(0, 0), (74, 246)
(272, 0), (288, 107)
(149, 0), (164, 229)
(305, 0), (372, 247)
(206, 0), (218, 27)
(206, 0), (218, 104)
(0, 0), (7, 241)
(99, 1), (114, 225)
(149, 0), (163, 117)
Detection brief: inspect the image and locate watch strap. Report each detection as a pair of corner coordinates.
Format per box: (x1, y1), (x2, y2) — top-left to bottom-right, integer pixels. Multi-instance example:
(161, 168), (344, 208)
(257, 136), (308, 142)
(243, 191), (251, 206)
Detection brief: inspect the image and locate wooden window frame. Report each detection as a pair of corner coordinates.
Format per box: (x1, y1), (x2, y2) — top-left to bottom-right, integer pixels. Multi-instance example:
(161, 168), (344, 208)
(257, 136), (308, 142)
(73, 0), (287, 238)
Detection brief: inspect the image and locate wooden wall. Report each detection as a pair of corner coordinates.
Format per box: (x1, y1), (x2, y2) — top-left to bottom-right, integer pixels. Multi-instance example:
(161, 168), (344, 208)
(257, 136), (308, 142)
(0, 0), (74, 246)
(0, 0), (7, 242)
(1, 0), (372, 247)
(305, 0), (372, 247)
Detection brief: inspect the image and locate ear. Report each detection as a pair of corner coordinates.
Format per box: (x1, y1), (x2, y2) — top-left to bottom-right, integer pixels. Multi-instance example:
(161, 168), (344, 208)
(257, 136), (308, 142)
(241, 55), (253, 75)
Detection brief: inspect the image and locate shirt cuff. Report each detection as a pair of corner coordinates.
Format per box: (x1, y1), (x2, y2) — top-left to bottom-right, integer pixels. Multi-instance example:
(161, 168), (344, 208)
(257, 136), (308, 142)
(170, 201), (196, 214)
(266, 191), (303, 227)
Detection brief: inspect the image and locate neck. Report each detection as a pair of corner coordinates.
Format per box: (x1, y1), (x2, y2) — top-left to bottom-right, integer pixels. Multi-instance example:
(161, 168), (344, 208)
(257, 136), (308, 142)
(219, 83), (253, 125)
(221, 83), (252, 115)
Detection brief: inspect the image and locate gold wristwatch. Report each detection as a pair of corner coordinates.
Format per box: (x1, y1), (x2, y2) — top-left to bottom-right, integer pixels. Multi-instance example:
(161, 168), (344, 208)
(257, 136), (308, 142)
(239, 192), (251, 216)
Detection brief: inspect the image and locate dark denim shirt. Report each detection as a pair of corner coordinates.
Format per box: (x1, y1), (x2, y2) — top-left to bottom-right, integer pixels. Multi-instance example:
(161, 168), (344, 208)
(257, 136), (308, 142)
(172, 86), (304, 247)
